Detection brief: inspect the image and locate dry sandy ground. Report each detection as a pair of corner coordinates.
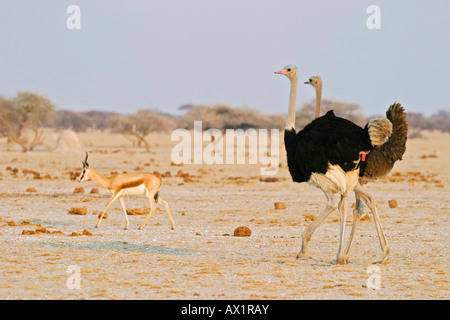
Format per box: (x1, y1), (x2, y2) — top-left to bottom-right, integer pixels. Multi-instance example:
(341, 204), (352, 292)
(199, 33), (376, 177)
(0, 130), (448, 300)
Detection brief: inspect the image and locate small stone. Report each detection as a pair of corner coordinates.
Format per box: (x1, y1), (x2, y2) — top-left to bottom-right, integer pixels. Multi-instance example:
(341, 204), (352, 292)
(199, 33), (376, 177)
(388, 200), (398, 208)
(274, 202), (286, 210)
(82, 229), (93, 236)
(234, 226), (251, 237)
(35, 227), (49, 234)
(69, 207), (87, 215)
(73, 187), (84, 194)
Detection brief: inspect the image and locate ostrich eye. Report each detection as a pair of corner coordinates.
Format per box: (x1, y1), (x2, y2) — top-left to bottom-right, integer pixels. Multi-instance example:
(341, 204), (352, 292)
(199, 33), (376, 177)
(287, 68), (291, 72)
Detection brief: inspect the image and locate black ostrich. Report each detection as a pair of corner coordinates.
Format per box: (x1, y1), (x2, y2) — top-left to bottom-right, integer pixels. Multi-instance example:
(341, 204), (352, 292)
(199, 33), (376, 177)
(305, 75), (408, 263)
(275, 66), (393, 264)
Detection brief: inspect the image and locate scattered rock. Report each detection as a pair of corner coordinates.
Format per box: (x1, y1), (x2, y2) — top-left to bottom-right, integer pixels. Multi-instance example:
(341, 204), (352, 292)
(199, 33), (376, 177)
(234, 226), (251, 237)
(69, 171), (80, 181)
(152, 171), (161, 177)
(69, 207), (87, 215)
(90, 188), (99, 194)
(26, 187), (37, 193)
(97, 212), (108, 219)
(420, 154), (437, 159)
(304, 214), (316, 222)
(260, 177), (279, 183)
(82, 229), (93, 236)
(21, 227), (53, 235)
(183, 176), (195, 183)
(126, 207), (150, 215)
(73, 187), (84, 194)
(388, 200), (398, 208)
(274, 202), (286, 210)
(21, 228), (89, 236)
(35, 227), (50, 234)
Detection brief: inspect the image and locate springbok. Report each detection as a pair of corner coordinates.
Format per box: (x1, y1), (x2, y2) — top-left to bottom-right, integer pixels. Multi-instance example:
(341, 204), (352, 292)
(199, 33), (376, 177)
(77, 152), (175, 230)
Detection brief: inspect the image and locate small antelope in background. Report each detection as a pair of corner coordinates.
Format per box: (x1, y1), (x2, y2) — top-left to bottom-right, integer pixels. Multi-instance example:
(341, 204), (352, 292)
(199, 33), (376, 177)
(77, 152), (175, 230)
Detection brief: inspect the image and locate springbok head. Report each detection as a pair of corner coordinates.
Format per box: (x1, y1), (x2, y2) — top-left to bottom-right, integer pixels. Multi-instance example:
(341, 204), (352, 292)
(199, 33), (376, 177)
(78, 152), (90, 182)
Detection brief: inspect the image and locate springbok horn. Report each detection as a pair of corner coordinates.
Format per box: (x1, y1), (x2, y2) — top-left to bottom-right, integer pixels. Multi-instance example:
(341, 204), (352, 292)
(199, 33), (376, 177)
(82, 152), (89, 167)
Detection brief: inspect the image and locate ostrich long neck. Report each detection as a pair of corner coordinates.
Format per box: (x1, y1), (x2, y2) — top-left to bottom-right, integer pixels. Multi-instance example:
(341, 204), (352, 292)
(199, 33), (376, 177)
(286, 75), (298, 130)
(314, 82), (322, 119)
(88, 168), (112, 190)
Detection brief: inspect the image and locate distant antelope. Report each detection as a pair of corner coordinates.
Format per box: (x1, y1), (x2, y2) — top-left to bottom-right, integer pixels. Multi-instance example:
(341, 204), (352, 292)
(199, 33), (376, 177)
(77, 152), (175, 230)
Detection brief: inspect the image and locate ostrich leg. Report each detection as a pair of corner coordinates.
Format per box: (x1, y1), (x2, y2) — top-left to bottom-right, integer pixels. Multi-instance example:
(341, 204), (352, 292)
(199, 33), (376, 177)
(297, 190), (336, 259)
(345, 184), (390, 263)
(336, 194), (349, 264)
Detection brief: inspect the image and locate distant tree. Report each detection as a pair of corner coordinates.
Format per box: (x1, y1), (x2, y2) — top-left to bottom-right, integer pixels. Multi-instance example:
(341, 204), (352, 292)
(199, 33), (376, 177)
(80, 110), (122, 130)
(180, 104), (285, 130)
(0, 97), (15, 138)
(407, 110), (450, 133)
(432, 110), (450, 118)
(55, 110), (93, 131)
(431, 110), (450, 132)
(0, 92), (56, 151)
(296, 99), (367, 129)
(107, 109), (178, 152)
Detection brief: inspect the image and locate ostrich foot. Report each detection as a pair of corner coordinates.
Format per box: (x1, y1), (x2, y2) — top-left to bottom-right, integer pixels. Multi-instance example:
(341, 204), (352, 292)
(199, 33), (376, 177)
(336, 255), (349, 265)
(374, 256), (389, 264)
(296, 252), (310, 260)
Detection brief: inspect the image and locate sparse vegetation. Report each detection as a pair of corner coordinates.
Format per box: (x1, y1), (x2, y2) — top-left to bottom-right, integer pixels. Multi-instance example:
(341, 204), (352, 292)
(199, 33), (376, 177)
(0, 92), (57, 151)
(106, 110), (178, 152)
(49, 101), (450, 134)
(1, 91), (449, 152)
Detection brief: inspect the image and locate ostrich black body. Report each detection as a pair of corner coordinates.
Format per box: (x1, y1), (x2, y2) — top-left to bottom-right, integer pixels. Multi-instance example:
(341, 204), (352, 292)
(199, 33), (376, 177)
(284, 111), (373, 183)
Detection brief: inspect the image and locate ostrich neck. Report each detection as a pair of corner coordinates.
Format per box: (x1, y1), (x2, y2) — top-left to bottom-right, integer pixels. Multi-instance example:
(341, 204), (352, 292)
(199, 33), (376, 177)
(286, 76), (298, 130)
(315, 84), (322, 119)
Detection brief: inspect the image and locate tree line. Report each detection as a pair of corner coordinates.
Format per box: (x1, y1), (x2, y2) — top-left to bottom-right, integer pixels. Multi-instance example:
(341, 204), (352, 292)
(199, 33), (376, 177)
(1, 91), (449, 151)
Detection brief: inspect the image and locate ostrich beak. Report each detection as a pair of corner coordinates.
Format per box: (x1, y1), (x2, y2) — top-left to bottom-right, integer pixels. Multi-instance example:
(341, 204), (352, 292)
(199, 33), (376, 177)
(274, 70), (287, 75)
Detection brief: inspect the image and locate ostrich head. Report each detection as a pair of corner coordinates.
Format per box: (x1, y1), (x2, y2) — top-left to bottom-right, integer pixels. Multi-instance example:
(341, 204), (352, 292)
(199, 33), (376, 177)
(305, 76), (323, 119)
(274, 66), (297, 80)
(275, 66), (298, 130)
(305, 76), (322, 89)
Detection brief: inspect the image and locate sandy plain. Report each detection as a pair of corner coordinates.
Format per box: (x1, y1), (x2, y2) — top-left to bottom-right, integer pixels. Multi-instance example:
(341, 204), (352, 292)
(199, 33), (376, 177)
(0, 130), (448, 300)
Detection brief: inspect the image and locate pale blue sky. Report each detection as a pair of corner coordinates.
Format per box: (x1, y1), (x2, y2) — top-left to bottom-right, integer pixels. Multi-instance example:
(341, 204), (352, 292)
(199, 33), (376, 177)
(0, 0), (449, 116)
